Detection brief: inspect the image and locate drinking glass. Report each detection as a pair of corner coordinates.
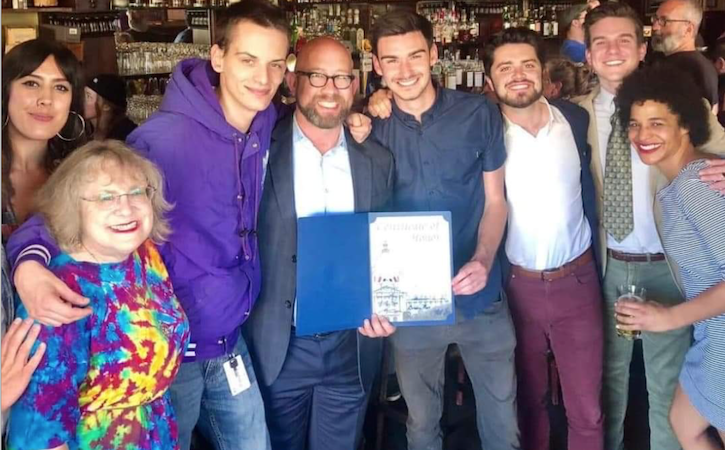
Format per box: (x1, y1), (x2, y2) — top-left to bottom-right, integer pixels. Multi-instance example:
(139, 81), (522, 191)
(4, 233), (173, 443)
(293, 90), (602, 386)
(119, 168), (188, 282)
(616, 285), (646, 340)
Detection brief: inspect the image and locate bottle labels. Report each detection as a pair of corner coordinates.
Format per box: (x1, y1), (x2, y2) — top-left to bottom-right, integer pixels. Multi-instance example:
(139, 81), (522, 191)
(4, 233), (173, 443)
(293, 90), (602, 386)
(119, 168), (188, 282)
(474, 72), (483, 88)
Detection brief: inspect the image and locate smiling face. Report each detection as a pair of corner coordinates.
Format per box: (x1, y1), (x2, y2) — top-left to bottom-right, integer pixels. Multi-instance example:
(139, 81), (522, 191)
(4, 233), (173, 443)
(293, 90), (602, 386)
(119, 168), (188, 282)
(373, 31), (437, 106)
(628, 100), (690, 168)
(7, 56), (73, 144)
(490, 43), (544, 109)
(211, 20), (288, 130)
(586, 17), (646, 93)
(289, 38), (357, 130)
(79, 164), (153, 263)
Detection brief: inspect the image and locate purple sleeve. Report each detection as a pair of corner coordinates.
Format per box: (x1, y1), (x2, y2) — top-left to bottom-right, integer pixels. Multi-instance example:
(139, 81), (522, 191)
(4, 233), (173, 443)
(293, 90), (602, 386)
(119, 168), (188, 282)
(6, 214), (60, 279)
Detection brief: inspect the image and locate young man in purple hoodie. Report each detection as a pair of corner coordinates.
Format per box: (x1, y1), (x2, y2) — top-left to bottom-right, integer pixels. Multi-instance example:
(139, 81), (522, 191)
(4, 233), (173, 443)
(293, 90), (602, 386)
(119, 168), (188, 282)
(8, 1), (291, 448)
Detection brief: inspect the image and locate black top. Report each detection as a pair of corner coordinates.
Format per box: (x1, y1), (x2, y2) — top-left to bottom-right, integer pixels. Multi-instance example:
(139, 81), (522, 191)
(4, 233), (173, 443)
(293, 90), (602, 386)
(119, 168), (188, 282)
(108, 116), (138, 142)
(659, 51), (719, 107)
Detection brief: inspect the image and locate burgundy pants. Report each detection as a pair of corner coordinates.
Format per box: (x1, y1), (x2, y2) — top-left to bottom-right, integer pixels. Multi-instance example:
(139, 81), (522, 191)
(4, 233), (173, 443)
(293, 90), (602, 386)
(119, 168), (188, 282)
(506, 257), (604, 450)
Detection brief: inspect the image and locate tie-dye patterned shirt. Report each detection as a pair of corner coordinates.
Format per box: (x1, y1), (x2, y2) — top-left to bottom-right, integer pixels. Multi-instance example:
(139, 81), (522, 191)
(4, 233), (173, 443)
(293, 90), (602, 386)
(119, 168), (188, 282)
(7, 240), (190, 450)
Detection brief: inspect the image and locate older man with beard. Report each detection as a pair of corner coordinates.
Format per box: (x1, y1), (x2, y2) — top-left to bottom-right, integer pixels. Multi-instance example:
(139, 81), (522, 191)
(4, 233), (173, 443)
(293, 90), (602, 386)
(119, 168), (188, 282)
(244, 36), (396, 450)
(652, 0), (719, 113)
(483, 27), (603, 450)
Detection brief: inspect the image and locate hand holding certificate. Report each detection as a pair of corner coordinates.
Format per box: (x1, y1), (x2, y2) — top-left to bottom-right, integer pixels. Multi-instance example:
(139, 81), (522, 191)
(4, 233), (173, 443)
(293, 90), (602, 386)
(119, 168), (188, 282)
(295, 212), (455, 336)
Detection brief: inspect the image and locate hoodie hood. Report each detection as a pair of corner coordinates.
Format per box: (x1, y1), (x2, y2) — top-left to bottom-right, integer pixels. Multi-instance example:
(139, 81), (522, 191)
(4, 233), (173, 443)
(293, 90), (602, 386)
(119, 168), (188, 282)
(158, 58), (239, 138)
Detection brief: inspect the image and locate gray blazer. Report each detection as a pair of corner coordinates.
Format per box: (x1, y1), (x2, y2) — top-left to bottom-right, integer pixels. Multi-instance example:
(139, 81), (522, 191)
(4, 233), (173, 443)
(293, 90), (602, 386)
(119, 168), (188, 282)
(245, 114), (395, 392)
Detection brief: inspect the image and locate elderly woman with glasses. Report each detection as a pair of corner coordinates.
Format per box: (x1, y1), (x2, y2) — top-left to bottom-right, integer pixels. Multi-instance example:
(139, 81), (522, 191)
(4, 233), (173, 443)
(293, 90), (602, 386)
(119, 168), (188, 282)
(614, 66), (725, 450)
(7, 140), (189, 450)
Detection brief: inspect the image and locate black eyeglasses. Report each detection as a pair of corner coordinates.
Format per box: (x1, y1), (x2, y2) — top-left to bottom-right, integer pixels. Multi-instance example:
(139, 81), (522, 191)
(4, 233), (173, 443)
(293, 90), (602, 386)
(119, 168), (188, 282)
(296, 71), (354, 89)
(651, 16), (691, 26)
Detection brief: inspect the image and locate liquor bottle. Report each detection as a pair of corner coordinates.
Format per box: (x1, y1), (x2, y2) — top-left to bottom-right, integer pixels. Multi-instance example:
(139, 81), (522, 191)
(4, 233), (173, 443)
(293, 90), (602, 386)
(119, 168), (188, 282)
(469, 11), (479, 42)
(551, 8), (559, 36)
(527, 10), (535, 31)
(543, 7), (551, 37)
(465, 56), (474, 91)
(354, 9), (364, 53)
(503, 6), (511, 29)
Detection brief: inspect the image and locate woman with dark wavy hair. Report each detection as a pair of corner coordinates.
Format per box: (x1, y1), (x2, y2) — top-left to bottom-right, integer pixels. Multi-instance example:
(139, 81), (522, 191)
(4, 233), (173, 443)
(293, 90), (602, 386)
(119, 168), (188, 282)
(614, 66), (725, 449)
(1, 39), (87, 239)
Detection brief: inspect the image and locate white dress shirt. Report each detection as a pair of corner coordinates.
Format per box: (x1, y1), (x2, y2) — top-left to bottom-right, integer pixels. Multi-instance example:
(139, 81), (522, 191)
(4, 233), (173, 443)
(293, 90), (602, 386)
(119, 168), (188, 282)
(594, 88), (664, 254)
(504, 99), (592, 271)
(292, 116), (355, 324)
(292, 116), (355, 219)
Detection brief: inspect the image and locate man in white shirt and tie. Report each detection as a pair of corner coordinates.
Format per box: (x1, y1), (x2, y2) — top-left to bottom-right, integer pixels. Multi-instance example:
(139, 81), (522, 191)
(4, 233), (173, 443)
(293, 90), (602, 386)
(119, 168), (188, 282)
(575, 3), (725, 449)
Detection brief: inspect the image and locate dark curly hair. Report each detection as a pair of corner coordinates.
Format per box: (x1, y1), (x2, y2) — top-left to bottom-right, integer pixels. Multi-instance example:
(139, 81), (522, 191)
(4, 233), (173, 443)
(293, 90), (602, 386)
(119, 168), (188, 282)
(616, 66), (709, 147)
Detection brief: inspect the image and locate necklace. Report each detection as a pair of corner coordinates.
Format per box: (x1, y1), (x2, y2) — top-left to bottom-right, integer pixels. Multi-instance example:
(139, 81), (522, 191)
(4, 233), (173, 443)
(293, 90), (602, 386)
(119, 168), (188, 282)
(81, 242), (102, 264)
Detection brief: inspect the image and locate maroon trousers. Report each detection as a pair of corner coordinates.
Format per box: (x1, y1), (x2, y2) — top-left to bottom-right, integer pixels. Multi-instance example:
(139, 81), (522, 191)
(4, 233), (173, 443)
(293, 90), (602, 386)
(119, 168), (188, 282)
(506, 256), (604, 450)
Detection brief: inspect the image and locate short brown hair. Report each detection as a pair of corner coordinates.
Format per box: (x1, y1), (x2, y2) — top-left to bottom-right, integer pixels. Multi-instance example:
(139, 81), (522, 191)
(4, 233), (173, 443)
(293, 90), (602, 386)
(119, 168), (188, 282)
(371, 10), (434, 56)
(584, 2), (644, 49)
(214, 0), (289, 51)
(36, 140), (172, 253)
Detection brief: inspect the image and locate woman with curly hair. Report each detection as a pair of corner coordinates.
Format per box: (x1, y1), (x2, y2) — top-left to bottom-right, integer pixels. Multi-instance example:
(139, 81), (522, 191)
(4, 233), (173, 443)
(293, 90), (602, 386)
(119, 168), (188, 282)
(614, 66), (725, 449)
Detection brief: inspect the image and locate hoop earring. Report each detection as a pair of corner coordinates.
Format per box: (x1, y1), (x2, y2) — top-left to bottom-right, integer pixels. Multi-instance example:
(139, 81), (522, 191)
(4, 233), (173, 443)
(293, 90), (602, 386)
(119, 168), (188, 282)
(56, 111), (86, 142)
(2, 115), (8, 129)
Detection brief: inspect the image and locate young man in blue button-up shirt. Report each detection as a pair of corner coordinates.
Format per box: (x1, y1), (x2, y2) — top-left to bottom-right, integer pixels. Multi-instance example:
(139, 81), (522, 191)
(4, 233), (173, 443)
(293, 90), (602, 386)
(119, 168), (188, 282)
(368, 11), (519, 450)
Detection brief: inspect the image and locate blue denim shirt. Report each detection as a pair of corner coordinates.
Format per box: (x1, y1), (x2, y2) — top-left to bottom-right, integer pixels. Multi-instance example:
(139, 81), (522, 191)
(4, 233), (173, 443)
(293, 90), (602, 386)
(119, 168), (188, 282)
(372, 87), (507, 317)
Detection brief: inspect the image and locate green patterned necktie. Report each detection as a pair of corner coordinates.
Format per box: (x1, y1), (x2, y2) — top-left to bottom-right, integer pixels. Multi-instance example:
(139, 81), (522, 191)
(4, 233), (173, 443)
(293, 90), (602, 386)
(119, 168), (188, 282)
(603, 108), (634, 242)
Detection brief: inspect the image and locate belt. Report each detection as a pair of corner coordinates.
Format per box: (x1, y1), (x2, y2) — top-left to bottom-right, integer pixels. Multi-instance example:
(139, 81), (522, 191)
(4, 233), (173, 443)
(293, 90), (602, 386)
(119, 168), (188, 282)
(607, 249), (665, 262)
(511, 249), (594, 282)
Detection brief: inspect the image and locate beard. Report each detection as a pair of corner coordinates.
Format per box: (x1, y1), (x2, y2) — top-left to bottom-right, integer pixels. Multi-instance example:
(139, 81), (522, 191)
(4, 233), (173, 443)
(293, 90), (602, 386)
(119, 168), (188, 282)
(297, 93), (351, 129)
(495, 82), (544, 108)
(651, 32), (681, 54)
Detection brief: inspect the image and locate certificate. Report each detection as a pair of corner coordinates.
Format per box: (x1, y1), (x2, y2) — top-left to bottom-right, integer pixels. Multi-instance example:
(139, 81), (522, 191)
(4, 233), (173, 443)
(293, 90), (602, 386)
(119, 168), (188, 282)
(295, 212), (455, 336)
(369, 214), (454, 324)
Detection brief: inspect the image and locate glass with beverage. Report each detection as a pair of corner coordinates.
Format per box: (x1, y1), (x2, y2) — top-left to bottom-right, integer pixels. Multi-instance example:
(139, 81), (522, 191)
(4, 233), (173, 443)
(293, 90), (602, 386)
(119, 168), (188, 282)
(616, 285), (646, 340)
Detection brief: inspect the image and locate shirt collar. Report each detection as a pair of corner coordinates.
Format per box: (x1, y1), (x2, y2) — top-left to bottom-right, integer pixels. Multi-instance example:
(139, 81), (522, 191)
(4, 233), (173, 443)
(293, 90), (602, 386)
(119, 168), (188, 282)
(503, 96), (557, 137)
(595, 85), (616, 110)
(391, 83), (445, 126)
(292, 113), (347, 155)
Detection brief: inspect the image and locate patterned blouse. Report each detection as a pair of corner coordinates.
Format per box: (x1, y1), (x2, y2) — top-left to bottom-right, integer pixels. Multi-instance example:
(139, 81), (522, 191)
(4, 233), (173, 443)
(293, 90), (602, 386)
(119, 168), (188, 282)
(7, 240), (190, 450)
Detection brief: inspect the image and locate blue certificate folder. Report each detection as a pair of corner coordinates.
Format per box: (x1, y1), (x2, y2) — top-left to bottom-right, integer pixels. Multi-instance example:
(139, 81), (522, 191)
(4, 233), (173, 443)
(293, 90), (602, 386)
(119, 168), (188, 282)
(296, 211), (455, 336)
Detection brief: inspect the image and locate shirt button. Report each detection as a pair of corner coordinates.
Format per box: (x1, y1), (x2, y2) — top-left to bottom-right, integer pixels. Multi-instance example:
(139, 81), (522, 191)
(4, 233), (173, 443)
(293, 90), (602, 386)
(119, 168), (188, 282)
(238, 138), (243, 143)
(252, 143), (258, 148)
(237, 194), (243, 200)
(245, 255), (251, 261)
(429, 190), (435, 196)
(285, 300), (292, 309)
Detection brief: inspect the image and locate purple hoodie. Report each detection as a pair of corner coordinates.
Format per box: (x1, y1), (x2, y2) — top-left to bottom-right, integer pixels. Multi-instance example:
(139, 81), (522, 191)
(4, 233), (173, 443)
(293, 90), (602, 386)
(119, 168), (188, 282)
(8, 59), (277, 361)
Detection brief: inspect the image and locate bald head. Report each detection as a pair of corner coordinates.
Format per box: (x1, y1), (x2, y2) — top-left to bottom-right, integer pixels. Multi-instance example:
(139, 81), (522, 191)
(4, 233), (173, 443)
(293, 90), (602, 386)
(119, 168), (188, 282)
(296, 37), (354, 73)
(289, 37), (358, 130)
(661, 0), (702, 31)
